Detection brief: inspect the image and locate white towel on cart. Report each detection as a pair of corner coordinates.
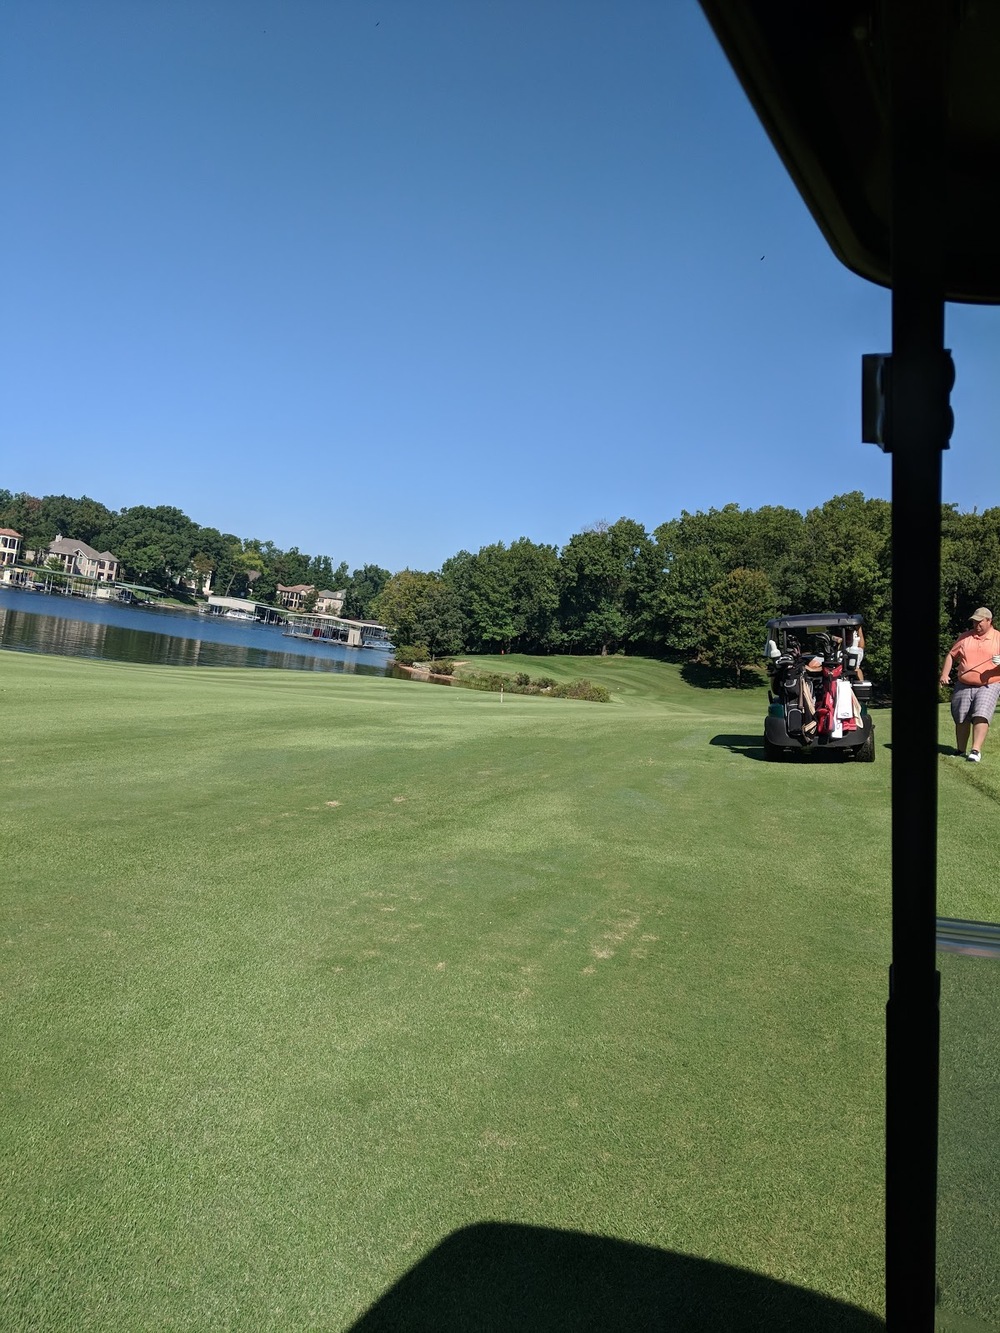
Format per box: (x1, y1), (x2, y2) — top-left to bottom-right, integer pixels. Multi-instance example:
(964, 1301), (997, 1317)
(835, 680), (855, 720)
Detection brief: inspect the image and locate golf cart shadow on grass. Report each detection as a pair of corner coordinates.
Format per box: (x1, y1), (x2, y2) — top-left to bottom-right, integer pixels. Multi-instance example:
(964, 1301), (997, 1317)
(710, 733), (769, 760)
(710, 733), (852, 762)
(348, 1222), (884, 1332)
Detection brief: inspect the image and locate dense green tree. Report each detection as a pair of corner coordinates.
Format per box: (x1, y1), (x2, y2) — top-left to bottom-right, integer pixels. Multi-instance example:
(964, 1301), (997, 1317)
(271, 546), (311, 589)
(558, 518), (655, 654)
(447, 536), (563, 655)
(305, 554), (347, 590)
(186, 527), (240, 596)
(0, 493), (45, 550)
(442, 543), (520, 652)
(228, 541), (273, 600)
(802, 492), (891, 680)
(97, 505), (201, 588)
(655, 504), (808, 617)
(472, 542), (519, 649)
(941, 505), (1000, 652)
(372, 570), (465, 657)
(700, 568), (777, 685)
(33, 494), (116, 547)
(305, 554), (333, 588)
(343, 564), (391, 620)
(505, 537), (561, 651)
(654, 546), (724, 654)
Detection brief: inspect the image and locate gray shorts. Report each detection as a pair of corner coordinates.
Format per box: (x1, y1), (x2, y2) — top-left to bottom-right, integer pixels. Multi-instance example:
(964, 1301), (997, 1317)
(951, 682), (1000, 725)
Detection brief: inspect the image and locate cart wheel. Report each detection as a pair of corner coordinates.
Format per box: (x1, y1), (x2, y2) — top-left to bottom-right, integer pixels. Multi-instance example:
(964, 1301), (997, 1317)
(855, 731), (876, 763)
(763, 735), (784, 762)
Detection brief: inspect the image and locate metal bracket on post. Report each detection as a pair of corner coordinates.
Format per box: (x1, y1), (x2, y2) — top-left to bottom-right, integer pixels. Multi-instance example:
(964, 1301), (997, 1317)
(862, 354), (893, 450)
(864, 350), (954, 453)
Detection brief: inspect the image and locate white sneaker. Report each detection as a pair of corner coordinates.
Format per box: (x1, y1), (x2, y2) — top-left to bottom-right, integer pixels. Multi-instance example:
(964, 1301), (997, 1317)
(968, 750), (982, 763)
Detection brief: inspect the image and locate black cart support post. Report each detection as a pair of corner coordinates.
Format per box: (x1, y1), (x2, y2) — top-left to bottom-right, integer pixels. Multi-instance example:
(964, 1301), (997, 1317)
(884, 4), (947, 1329)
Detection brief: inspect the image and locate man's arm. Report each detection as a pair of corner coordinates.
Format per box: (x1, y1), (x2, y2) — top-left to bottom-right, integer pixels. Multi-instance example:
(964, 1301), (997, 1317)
(983, 633), (1000, 682)
(940, 649), (956, 686)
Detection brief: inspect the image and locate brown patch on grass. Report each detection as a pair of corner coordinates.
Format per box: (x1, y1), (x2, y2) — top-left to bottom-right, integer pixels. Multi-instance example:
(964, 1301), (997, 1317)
(435, 961), (447, 970)
(325, 800), (341, 808)
(479, 1129), (517, 1150)
(584, 911), (644, 966)
(392, 796), (407, 803)
(581, 965), (597, 975)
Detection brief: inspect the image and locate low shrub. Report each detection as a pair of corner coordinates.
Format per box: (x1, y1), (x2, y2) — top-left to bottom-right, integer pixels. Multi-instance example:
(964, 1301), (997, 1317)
(428, 659), (455, 676)
(457, 672), (609, 702)
(392, 644), (430, 667)
(461, 672), (511, 692)
(550, 679), (611, 703)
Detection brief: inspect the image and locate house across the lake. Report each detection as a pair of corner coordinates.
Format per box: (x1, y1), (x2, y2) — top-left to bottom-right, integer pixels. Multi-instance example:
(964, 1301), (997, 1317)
(276, 585), (346, 613)
(45, 536), (120, 583)
(0, 529), (22, 567)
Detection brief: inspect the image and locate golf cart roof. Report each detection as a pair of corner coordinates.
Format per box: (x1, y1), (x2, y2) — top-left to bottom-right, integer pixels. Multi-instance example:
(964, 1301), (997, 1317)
(767, 614), (863, 632)
(698, 1), (1000, 303)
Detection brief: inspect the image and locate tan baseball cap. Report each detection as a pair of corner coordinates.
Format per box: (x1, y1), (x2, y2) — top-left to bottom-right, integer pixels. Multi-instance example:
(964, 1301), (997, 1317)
(970, 607), (993, 622)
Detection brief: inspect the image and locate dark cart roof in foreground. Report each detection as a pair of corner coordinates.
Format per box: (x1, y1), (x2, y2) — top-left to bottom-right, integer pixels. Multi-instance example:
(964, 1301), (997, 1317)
(767, 613), (863, 632)
(698, 2), (1000, 303)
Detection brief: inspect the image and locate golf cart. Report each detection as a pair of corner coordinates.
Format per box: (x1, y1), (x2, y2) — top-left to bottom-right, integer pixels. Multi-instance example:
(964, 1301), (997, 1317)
(763, 613), (875, 762)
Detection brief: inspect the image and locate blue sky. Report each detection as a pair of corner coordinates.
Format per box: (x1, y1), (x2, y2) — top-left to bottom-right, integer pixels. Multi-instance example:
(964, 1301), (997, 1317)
(3, 0), (998, 572)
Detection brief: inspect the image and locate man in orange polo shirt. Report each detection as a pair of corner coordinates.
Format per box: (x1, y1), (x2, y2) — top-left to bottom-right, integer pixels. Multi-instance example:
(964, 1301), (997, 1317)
(940, 607), (1000, 762)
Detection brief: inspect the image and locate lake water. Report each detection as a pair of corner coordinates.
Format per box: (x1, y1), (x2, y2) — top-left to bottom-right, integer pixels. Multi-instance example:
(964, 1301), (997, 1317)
(0, 588), (399, 677)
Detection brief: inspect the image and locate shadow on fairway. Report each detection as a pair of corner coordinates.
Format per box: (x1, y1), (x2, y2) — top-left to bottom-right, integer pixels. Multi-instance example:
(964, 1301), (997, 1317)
(711, 734), (862, 763)
(710, 732), (768, 760)
(348, 1223), (884, 1332)
(680, 662), (767, 691)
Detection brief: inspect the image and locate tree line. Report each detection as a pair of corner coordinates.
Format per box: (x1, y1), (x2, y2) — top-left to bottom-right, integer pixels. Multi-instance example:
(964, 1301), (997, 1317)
(0, 489), (390, 621)
(4, 486), (997, 683)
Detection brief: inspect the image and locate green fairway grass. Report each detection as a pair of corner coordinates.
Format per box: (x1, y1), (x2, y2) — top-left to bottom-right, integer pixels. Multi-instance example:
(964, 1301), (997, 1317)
(1, 652), (995, 1329)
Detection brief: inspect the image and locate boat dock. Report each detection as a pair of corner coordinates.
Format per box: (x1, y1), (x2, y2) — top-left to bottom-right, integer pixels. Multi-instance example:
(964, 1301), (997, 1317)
(203, 596), (287, 624)
(282, 611), (391, 649)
